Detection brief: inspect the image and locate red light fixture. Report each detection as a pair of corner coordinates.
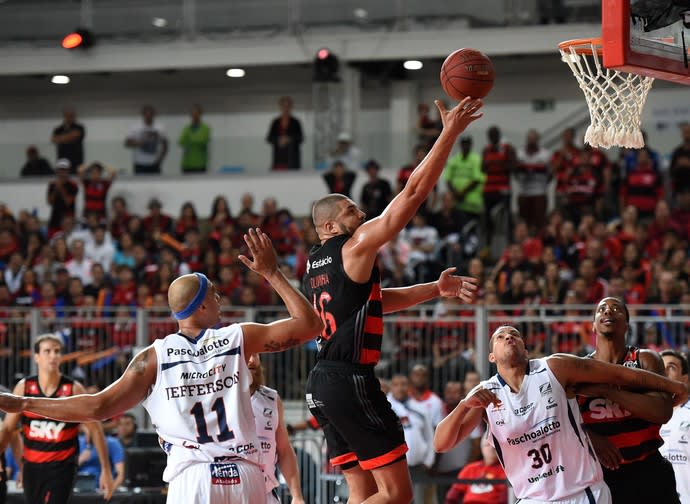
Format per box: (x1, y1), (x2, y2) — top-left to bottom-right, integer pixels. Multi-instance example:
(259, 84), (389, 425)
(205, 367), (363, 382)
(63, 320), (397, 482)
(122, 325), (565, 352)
(61, 28), (95, 50)
(317, 48), (330, 60)
(62, 32), (83, 49)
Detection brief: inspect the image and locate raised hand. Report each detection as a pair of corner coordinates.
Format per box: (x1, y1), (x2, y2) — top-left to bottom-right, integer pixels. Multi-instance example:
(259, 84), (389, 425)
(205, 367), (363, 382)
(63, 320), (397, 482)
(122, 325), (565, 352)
(587, 431), (623, 470)
(437, 268), (479, 304)
(238, 228), (279, 278)
(463, 384), (502, 409)
(435, 97), (483, 137)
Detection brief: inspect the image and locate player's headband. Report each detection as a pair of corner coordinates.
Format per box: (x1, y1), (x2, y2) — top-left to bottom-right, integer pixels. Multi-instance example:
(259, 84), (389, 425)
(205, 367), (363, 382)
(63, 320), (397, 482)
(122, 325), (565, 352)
(173, 273), (208, 320)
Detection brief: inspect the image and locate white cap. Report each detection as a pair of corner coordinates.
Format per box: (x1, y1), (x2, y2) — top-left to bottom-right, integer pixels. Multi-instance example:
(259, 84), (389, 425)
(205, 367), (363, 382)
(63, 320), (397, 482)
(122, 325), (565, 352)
(55, 158), (71, 170)
(337, 132), (352, 142)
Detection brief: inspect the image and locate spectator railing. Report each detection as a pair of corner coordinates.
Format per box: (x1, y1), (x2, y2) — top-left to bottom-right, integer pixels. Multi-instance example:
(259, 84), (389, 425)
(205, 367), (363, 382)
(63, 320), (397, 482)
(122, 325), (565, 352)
(1, 303), (689, 397)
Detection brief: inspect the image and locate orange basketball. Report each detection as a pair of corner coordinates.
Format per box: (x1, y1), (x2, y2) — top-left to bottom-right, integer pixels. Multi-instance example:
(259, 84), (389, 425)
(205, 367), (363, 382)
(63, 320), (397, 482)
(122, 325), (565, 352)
(440, 48), (495, 100)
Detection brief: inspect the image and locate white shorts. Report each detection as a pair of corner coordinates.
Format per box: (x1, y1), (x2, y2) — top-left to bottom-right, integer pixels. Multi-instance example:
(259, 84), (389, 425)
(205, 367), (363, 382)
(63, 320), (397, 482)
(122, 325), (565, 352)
(517, 481), (612, 504)
(166, 461), (265, 504)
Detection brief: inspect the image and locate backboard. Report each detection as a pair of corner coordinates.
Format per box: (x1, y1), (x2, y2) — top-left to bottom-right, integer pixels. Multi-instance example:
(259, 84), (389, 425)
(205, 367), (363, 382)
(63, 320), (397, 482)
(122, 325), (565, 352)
(602, 0), (690, 84)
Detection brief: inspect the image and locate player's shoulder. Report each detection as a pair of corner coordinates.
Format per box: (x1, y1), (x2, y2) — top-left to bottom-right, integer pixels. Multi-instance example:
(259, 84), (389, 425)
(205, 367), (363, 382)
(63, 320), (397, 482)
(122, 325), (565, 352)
(255, 385), (278, 401)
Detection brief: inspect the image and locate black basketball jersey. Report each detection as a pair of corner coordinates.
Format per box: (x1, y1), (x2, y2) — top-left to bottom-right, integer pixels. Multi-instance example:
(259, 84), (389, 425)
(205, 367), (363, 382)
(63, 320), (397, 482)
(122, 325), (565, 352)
(303, 234), (384, 365)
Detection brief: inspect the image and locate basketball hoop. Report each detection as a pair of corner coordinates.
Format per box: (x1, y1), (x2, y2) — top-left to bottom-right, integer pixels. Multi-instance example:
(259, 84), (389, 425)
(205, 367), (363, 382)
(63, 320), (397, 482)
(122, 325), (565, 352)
(559, 38), (655, 149)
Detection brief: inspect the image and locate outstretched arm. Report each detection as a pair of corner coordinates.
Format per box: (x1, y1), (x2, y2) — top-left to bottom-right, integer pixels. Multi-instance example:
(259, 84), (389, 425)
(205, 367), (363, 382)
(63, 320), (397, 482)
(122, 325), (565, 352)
(434, 385), (498, 453)
(240, 229), (323, 356)
(576, 350), (673, 424)
(0, 381), (24, 453)
(82, 414), (114, 501)
(548, 353), (687, 406)
(381, 269), (478, 314)
(0, 347), (157, 422)
(343, 98), (483, 279)
(276, 397), (305, 504)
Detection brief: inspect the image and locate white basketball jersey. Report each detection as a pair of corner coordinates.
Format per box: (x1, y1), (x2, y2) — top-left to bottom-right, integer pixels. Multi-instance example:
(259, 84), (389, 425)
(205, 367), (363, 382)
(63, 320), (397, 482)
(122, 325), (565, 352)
(251, 385), (280, 492)
(483, 358), (603, 501)
(142, 324), (261, 482)
(660, 401), (690, 504)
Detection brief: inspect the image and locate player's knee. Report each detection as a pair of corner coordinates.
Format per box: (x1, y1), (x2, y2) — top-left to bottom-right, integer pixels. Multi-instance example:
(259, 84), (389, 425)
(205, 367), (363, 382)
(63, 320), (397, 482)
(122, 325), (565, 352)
(378, 480), (413, 504)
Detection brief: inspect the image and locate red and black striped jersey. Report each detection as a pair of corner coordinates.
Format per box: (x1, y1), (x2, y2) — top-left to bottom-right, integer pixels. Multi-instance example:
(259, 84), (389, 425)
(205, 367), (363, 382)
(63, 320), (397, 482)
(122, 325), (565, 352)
(20, 375), (80, 464)
(578, 346), (663, 464)
(82, 179), (111, 218)
(481, 143), (514, 194)
(303, 234), (383, 365)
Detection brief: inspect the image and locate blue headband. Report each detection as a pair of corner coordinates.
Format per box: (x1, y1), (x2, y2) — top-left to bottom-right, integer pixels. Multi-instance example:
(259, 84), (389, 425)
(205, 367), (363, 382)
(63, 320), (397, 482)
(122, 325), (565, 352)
(173, 273), (209, 320)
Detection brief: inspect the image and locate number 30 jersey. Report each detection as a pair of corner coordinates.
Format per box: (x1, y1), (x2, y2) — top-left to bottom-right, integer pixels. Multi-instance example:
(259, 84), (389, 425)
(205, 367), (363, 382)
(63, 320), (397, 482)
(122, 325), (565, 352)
(303, 234), (384, 365)
(142, 324), (261, 482)
(482, 358), (603, 501)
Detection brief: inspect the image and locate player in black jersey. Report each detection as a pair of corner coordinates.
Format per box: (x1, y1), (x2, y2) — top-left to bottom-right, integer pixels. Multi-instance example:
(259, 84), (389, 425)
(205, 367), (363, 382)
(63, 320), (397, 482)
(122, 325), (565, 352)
(304, 97), (484, 503)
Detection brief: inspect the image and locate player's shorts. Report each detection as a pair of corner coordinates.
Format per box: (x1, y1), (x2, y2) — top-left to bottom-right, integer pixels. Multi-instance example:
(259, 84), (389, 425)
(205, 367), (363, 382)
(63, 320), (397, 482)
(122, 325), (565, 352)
(166, 460), (264, 504)
(306, 360), (407, 470)
(22, 460), (77, 504)
(603, 452), (680, 504)
(516, 480), (612, 504)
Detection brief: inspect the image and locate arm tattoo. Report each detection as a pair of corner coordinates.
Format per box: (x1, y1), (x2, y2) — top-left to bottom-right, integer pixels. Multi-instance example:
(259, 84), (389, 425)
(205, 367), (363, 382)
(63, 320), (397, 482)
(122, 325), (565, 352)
(129, 349), (149, 376)
(263, 338), (301, 352)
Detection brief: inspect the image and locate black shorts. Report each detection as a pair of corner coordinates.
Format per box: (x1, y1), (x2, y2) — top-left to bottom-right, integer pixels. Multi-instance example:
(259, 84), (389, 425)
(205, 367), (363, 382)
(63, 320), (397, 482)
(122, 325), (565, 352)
(306, 360), (407, 470)
(23, 461), (77, 504)
(603, 452), (680, 504)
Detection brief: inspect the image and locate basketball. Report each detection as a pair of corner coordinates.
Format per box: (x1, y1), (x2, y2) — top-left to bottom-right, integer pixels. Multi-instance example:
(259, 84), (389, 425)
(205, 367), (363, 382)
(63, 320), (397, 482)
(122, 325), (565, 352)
(440, 48), (495, 100)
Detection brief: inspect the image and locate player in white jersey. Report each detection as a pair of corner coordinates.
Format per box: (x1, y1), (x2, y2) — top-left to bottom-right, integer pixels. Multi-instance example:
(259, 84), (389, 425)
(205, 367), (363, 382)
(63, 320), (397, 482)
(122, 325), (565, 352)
(434, 325), (688, 504)
(248, 353), (305, 504)
(0, 229), (323, 504)
(659, 350), (690, 504)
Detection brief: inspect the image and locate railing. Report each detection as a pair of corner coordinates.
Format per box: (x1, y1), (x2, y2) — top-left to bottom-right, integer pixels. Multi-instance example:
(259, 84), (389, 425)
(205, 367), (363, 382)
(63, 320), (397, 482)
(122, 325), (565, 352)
(2, 303), (689, 399)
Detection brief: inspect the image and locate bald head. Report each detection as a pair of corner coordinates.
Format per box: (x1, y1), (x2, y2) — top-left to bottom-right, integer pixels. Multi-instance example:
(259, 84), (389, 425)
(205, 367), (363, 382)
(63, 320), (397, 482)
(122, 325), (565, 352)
(312, 194), (348, 229)
(168, 274), (204, 315)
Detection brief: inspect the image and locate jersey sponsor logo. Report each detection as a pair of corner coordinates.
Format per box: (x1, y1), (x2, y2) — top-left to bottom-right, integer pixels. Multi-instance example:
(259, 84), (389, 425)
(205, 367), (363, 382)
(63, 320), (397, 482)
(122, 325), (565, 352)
(226, 442), (258, 456)
(165, 371), (240, 400)
(663, 452), (688, 464)
(546, 397), (558, 410)
(260, 440), (272, 452)
(527, 464), (565, 483)
(166, 338), (229, 358)
(507, 420), (561, 446)
(495, 418), (506, 426)
(513, 402), (535, 417)
(586, 398), (631, 420)
(28, 420), (66, 440)
(263, 408), (272, 417)
(539, 383), (553, 396)
(310, 256), (332, 270)
(210, 462), (241, 485)
(183, 440), (200, 450)
(180, 364), (226, 380)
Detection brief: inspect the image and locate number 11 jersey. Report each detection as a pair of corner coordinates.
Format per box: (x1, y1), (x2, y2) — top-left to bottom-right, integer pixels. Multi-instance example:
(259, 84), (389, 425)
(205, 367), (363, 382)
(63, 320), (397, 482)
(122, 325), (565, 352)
(482, 358), (603, 501)
(142, 325), (261, 482)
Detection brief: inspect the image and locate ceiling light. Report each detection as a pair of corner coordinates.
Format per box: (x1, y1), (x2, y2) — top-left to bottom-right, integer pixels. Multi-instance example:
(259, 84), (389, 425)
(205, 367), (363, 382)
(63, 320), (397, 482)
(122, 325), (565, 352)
(403, 60), (423, 70)
(226, 68), (246, 78)
(353, 8), (368, 19)
(152, 17), (168, 28)
(51, 75), (70, 85)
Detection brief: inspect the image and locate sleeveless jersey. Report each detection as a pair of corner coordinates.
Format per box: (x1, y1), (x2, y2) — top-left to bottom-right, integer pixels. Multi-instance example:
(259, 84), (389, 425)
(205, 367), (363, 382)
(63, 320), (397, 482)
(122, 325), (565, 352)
(660, 401), (690, 504)
(578, 346), (663, 463)
(482, 143), (513, 195)
(483, 358), (602, 501)
(251, 385), (280, 492)
(303, 234), (384, 365)
(20, 375), (79, 464)
(141, 324), (260, 482)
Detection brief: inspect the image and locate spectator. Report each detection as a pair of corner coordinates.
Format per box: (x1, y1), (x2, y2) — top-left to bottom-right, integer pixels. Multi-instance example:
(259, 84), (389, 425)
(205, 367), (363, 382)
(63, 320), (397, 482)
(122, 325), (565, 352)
(20, 146), (53, 177)
(329, 131), (362, 171)
(515, 129), (551, 232)
(77, 162), (116, 221)
(444, 437), (508, 504)
(178, 104), (211, 173)
(46, 159), (78, 238)
(77, 424), (125, 491)
(409, 363), (445, 428)
(552, 127), (581, 206)
(417, 102), (442, 150)
(65, 239), (94, 286)
(481, 126), (516, 250)
(322, 160), (356, 197)
(397, 144), (428, 194)
(670, 123), (690, 197)
(116, 412), (138, 448)
(3, 252), (25, 295)
(84, 225), (115, 273)
(84, 263), (109, 301)
(124, 104), (168, 174)
(266, 95), (303, 170)
(142, 198), (173, 244)
(238, 193), (259, 224)
(173, 202), (199, 241)
(359, 159), (392, 219)
(443, 136), (486, 226)
(402, 213), (440, 283)
(112, 232), (136, 270)
(619, 147), (663, 220)
(109, 196), (132, 241)
(563, 147), (603, 225)
(387, 374), (435, 504)
(51, 107), (85, 172)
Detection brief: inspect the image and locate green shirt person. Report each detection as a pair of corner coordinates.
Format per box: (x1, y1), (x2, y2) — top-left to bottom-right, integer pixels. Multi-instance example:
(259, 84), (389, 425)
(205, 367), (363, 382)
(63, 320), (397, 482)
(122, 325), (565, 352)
(178, 104), (211, 173)
(442, 136), (485, 216)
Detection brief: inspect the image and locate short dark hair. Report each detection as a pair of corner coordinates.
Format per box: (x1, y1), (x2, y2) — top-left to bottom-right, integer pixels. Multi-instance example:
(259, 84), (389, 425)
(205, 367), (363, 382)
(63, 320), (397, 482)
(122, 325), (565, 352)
(34, 333), (63, 354)
(122, 412), (138, 430)
(660, 350), (689, 376)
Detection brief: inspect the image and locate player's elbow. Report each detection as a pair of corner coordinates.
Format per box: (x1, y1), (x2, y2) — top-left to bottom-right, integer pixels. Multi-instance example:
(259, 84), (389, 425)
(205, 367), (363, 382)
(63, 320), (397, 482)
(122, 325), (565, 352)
(433, 431), (453, 453)
(656, 400), (673, 424)
(304, 316), (324, 340)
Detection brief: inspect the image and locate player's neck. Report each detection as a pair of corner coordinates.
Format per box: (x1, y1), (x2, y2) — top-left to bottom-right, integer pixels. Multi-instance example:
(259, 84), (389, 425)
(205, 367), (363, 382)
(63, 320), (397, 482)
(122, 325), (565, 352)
(497, 361), (528, 393)
(593, 334), (627, 364)
(37, 371), (61, 395)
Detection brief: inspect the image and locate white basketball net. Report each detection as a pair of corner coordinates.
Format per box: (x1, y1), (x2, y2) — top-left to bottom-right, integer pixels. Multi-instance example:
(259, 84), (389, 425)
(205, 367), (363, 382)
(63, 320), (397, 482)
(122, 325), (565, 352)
(559, 40), (654, 149)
